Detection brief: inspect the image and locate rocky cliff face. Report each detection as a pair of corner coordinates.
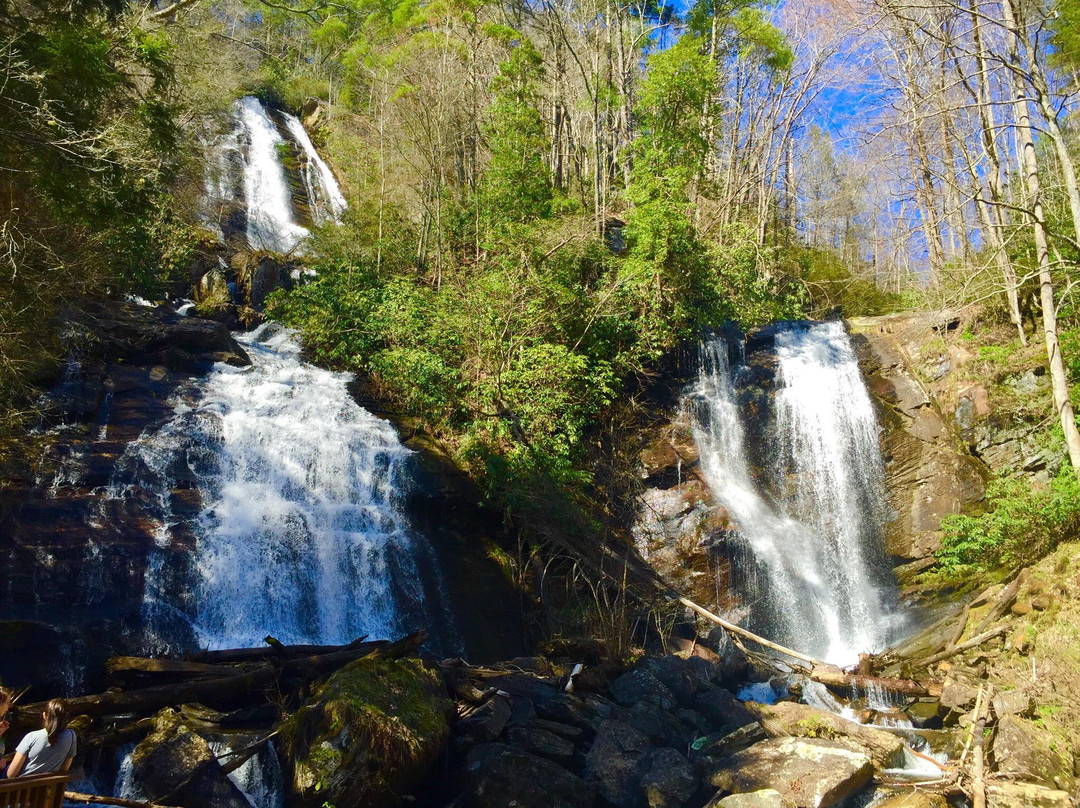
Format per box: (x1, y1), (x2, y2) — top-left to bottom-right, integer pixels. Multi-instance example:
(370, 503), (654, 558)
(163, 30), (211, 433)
(848, 313), (989, 565)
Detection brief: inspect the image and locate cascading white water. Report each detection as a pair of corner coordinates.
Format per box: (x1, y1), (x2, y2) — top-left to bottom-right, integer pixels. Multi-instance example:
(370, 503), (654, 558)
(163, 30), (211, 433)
(114, 324), (454, 652)
(187, 324), (420, 647)
(690, 322), (898, 665)
(282, 112), (347, 225)
(200, 120), (242, 242)
(237, 97), (310, 253)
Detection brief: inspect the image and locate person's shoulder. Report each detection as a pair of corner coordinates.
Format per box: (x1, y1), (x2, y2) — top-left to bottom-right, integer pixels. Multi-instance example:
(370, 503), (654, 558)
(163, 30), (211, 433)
(16, 728), (45, 750)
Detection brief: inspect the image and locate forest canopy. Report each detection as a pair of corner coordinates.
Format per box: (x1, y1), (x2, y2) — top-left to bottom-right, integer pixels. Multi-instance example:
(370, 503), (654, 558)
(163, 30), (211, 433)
(3, 0), (1080, 539)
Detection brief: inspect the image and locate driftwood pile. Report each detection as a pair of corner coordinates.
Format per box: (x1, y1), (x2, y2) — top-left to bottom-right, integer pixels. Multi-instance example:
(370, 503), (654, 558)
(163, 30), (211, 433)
(14, 631), (426, 734)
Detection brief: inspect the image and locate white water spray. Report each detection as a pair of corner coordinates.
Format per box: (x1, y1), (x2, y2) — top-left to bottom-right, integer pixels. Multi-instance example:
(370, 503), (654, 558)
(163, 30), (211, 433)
(689, 322), (898, 664)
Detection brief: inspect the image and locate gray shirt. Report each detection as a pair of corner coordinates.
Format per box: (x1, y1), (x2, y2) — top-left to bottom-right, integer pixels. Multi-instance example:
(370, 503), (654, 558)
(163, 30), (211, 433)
(14, 728), (76, 776)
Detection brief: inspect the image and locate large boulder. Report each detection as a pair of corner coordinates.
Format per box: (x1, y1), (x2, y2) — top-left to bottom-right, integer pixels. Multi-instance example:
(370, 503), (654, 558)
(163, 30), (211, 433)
(707, 790), (792, 808)
(703, 737), (874, 808)
(93, 303), (250, 368)
(990, 715), (1074, 791)
(505, 724), (576, 764)
(694, 687), (756, 733)
(457, 695), (512, 742)
(465, 742), (596, 808)
(640, 748), (698, 808)
(278, 656), (453, 808)
(986, 782), (1073, 808)
(637, 656), (699, 707)
(613, 701), (698, 750)
(610, 668), (678, 711)
(749, 701), (905, 768)
(130, 709), (252, 808)
(585, 719), (654, 806)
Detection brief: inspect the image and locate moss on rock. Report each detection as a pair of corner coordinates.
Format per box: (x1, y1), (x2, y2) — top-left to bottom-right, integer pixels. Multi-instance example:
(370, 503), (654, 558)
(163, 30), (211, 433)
(279, 656), (453, 808)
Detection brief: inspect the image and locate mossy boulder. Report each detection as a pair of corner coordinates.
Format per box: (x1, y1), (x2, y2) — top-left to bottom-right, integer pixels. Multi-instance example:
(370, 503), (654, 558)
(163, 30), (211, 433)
(278, 656), (453, 808)
(130, 709), (252, 808)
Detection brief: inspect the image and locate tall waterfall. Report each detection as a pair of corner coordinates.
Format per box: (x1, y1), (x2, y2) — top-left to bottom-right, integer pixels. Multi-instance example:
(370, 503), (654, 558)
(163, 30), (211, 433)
(237, 97), (311, 253)
(114, 324), (454, 651)
(689, 322), (898, 664)
(202, 96), (347, 252)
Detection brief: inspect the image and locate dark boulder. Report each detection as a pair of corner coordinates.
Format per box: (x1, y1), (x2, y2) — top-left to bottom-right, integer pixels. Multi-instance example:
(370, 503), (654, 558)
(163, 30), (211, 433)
(585, 719), (654, 807)
(457, 696), (513, 743)
(693, 687), (756, 733)
(610, 668), (677, 711)
(505, 724), (576, 764)
(640, 748), (698, 808)
(465, 743), (596, 808)
(638, 656), (699, 707)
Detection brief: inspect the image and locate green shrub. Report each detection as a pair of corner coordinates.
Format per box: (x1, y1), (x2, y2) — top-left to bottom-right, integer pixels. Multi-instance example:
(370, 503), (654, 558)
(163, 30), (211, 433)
(937, 470), (1080, 573)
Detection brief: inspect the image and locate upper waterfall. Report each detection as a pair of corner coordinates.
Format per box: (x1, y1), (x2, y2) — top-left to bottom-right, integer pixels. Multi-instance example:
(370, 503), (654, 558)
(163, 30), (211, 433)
(202, 96), (347, 253)
(687, 321), (900, 664)
(237, 97), (311, 253)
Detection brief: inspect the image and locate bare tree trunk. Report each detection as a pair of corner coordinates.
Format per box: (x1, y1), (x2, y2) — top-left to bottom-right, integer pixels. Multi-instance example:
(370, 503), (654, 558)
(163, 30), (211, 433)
(968, 0), (1026, 343)
(1002, 0), (1080, 472)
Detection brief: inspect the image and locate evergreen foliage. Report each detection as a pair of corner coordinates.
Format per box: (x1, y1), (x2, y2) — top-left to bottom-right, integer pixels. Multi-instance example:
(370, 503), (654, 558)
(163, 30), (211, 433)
(937, 470), (1080, 573)
(0, 2), (196, 428)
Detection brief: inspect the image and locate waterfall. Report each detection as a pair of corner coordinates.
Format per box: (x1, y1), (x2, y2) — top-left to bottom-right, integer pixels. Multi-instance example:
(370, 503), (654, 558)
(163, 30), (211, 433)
(113, 324), (456, 652)
(281, 112), (347, 225)
(689, 321), (898, 664)
(200, 97), (346, 252)
(236, 97), (310, 254)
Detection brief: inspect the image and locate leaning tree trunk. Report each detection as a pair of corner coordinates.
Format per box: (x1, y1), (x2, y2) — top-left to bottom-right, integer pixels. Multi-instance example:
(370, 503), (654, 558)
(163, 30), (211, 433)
(1002, 0), (1080, 472)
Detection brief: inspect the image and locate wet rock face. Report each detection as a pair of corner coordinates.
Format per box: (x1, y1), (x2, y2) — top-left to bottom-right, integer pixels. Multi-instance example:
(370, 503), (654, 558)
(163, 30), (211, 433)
(847, 315), (988, 562)
(0, 304), (239, 694)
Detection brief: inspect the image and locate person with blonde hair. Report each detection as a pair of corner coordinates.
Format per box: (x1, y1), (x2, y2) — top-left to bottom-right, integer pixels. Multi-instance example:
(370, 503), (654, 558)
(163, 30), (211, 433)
(5, 699), (76, 778)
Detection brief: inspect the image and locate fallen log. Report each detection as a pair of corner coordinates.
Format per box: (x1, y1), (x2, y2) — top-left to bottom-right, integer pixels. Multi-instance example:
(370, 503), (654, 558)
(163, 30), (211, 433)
(916, 626), (1008, 668)
(677, 597), (822, 666)
(971, 570), (1027, 637)
(64, 792), (181, 808)
(190, 635), (380, 664)
(971, 685), (992, 808)
(808, 664), (942, 699)
(107, 657), (243, 678)
(18, 631), (426, 723)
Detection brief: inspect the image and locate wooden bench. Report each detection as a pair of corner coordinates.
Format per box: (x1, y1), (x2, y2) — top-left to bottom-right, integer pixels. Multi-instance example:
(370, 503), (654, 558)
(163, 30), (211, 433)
(0, 774), (69, 808)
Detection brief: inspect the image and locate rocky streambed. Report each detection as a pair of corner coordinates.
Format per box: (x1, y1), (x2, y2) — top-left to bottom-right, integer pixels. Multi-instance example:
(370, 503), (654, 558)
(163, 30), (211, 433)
(55, 606), (1073, 808)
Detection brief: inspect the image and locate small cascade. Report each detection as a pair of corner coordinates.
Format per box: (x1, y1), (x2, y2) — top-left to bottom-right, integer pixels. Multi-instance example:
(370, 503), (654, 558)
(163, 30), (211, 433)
(688, 322), (900, 664)
(282, 112), (347, 225)
(200, 118), (243, 243)
(209, 739), (284, 808)
(111, 324), (459, 653)
(237, 97), (310, 253)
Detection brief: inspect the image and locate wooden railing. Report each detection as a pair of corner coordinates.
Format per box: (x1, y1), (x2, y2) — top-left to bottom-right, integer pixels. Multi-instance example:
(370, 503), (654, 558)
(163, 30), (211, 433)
(0, 774), (69, 808)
